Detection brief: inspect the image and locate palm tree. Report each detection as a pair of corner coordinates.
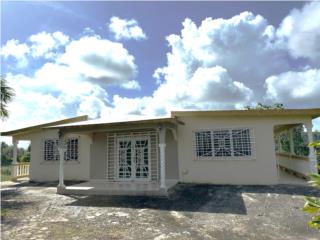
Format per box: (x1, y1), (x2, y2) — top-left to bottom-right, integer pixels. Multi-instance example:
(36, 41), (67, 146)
(0, 76), (15, 120)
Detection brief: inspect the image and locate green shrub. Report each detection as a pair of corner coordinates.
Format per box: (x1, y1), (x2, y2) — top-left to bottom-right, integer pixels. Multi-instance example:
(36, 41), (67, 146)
(303, 141), (320, 229)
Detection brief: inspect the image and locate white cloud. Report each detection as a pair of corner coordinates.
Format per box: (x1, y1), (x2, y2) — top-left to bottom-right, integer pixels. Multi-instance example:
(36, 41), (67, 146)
(277, 1), (320, 61)
(1, 31), (70, 66)
(1, 76), (66, 131)
(2, 4), (320, 136)
(101, 66), (252, 118)
(77, 94), (109, 119)
(58, 36), (137, 87)
(1, 33), (141, 132)
(109, 16), (147, 40)
(187, 67), (252, 103)
(121, 80), (141, 90)
(0, 39), (29, 67)
(265, 68), (320, 108)
(154, 13), (289, 102)
(29, 31), (69, 59)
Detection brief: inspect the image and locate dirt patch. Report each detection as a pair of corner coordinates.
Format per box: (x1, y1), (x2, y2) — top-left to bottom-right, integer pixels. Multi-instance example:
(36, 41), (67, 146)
(1, 182), (319, 240)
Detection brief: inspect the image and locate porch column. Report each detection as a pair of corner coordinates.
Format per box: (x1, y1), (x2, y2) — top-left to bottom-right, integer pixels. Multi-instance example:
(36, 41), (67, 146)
(159, 126), (166, 189)
(11, 139), (18, 180)
(57, 133), (66, 190)
(12, 139), (18, 164)
(305, 122), (317, 174)
(289, 128), (295, 155)
(58, 147), (66, 188)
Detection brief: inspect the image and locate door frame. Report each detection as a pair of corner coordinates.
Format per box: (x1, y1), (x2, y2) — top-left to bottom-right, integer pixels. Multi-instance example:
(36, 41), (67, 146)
(115, 136), (151, 182)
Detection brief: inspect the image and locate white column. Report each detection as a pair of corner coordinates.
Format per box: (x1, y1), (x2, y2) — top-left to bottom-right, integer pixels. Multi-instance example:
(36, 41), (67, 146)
(12, 139), (18, 164)
(306, 122), (317, 174)
(159, 143), (166, 189)
(58, 147), (66, 188)
(289, 128), (295, 155)
(11, 139), (18, 180)
(159, 126), (166, 189)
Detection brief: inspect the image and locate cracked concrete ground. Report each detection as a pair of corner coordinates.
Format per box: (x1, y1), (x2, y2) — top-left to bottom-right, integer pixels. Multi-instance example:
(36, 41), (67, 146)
(1, 181), (319, 240)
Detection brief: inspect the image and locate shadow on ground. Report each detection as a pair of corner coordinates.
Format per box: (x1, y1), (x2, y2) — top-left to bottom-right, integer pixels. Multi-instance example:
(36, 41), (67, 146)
(65, 184), (247, 214)
(2, 182), (319, 216)
(64, 183), (320, 215)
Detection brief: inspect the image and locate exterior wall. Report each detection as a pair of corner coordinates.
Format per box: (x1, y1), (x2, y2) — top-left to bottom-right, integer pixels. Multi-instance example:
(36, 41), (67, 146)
(176, 115), (311, 185)
(90, 132), (108, 179)
(17, 129), (91, 182)
(165, 129), (179, 180)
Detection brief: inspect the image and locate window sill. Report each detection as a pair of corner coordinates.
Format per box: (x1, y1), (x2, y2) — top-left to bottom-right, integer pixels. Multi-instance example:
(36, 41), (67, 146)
(276, 152), (309, 161)
(193, 157), (256, 162)
(40, 160), (81, 165)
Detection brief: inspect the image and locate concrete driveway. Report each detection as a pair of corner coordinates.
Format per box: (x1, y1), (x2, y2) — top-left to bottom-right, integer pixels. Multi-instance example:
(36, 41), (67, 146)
(1, 181), (319, 240)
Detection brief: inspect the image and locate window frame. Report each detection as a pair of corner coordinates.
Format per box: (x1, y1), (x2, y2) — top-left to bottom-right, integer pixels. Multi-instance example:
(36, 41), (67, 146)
(43, 137), (80, 162)
(43, 138), (59, 161)
(193, 127), (255, 160)
(65, 137), (79, 161)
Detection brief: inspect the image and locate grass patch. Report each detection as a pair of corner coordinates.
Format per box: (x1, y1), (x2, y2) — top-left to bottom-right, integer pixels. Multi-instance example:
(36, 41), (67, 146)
(1, 165), (11, 182)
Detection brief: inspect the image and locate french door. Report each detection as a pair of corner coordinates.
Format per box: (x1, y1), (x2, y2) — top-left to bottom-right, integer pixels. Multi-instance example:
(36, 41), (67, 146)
(117, 137), (150, 181)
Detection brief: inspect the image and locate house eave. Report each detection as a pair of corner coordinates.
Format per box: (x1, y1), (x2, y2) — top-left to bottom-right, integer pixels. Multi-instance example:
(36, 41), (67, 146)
(1, 115), (88, 137)
(171, 108), (320, 119)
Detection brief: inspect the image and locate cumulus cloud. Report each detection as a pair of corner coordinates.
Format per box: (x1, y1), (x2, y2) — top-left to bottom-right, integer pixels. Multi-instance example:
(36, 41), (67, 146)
(1, 32), (141, 132)
(0, 39), (30, 67)
(58, 36), (138, 87)
(94, 8), (320, 119)
(2, 74), (66, 130)
(108, 16), (147, 40)
(277, 1), (320, 61)
(100, 66), (253, 118)
(2, 2), (320, 134)
(144, 12), (286, 114)
(1, 31), (70, 67)
(265, 69), (320, 108)
(154, 13), (289, 102)
(29, 31), (69, 59)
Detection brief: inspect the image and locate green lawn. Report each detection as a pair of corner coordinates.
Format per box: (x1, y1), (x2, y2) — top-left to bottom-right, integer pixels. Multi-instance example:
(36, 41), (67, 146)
(1, 165), (11, 182)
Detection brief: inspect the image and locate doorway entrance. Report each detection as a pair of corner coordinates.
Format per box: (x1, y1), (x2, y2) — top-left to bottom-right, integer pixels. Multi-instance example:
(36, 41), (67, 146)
(117, 137), (150, 181)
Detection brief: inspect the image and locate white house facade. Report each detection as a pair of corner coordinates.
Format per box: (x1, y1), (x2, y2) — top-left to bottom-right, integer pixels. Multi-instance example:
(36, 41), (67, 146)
(2, 109), (319, 196)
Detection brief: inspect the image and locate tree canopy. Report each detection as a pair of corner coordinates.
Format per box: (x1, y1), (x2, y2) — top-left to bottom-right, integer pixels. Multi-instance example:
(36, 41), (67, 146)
(0, 76), (15, 120)
(244, 103), (284, 110)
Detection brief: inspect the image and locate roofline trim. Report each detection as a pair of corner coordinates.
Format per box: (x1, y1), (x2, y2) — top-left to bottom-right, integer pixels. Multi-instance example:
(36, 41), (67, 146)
(171, 108), (320, 119)
(1, 115), (88, 136)
(45, 117), (179, 130)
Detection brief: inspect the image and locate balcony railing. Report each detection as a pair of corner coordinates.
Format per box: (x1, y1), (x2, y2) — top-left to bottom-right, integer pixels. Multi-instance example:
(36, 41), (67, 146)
(11, 163), (30, 181)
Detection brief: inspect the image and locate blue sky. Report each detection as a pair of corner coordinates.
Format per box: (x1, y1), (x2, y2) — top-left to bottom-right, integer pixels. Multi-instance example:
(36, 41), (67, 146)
(1, 1), (320, 137)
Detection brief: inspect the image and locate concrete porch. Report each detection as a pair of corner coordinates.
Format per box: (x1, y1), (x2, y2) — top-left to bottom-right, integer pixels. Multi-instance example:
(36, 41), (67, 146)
(58, 179), (178, 197)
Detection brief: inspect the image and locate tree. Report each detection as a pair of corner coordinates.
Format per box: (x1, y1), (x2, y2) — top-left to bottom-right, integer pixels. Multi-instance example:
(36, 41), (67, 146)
(0, 76), (15, 120)
(244, 102), (284, 110)
(303, 141), (320, 229)
(0, 142), (31, 165)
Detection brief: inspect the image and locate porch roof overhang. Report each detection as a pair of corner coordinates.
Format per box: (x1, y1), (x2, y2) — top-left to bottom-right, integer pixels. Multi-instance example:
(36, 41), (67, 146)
(45, 116), (183, 134)
(171, 108), (320, 119)
(1, 115), (88, 137)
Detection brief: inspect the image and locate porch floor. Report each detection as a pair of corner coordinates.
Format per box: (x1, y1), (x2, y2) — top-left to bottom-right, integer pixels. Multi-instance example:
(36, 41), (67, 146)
(60, 179), (178, 197)
(278, 169), (307, 185)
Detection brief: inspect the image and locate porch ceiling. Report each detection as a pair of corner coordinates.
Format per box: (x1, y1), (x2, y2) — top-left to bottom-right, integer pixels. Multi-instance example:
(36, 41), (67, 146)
(273, 123), (302, 133)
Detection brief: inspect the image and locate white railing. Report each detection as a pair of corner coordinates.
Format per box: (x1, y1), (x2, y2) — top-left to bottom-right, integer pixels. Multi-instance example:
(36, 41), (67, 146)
(11, 163), (30, 181)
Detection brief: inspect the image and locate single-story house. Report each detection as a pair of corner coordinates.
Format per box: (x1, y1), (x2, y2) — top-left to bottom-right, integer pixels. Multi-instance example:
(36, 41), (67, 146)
(1, 108), (319, 196)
